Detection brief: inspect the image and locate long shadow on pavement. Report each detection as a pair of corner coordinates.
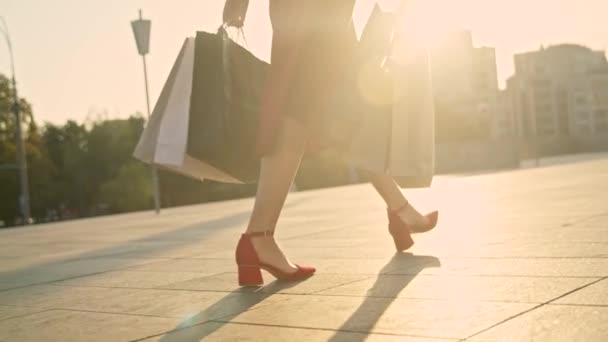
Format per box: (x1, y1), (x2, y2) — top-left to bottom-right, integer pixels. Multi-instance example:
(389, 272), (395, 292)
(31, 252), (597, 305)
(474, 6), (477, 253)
(151, 280), (303, 342)
(0, 197), (311, 291)
(146, 254), (440, 341)
(327, 253), (441, 342)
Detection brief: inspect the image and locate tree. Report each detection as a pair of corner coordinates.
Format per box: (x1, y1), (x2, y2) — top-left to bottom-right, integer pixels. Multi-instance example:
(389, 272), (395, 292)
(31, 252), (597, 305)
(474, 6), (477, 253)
(42, 121), (89, 217)
(0, 74), (46, 225)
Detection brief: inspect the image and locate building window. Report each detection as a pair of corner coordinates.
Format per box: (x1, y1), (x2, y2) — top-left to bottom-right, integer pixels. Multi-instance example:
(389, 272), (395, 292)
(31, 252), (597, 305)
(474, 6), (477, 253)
(575, 96), (587, 105)
(538, 127), (555, 136)
(537, 115), (553, 124)
(577, 125), (591, 134)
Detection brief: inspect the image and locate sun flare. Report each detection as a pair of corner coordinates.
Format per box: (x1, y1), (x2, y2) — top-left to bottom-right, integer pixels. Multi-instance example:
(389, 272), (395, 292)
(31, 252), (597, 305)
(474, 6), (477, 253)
(396, 0), (468, 50)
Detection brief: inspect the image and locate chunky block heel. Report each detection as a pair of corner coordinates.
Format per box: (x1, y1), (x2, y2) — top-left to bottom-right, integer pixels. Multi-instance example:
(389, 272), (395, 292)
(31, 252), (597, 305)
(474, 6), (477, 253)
(238, 265), (264, 286)
(235, 231), (315, 286)
(391, 230), (414, 251)
(387, 204), (439, 252)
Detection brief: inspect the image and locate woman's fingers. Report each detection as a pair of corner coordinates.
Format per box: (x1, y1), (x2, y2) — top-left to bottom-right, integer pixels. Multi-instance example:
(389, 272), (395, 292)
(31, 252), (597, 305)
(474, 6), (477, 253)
(223, 0), (250, 27)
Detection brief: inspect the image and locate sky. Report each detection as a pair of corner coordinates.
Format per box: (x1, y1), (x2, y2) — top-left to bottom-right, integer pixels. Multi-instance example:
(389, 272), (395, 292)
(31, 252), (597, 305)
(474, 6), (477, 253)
(1, 0), (607, 125)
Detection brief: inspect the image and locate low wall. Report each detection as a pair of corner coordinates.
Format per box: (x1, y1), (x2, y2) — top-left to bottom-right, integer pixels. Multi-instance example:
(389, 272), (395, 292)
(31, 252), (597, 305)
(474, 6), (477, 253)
(436, 139), (520, 173)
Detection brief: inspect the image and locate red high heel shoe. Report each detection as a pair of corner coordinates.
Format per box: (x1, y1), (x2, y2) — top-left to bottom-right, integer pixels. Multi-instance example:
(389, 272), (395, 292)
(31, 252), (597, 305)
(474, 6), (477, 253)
(235, 231), (316, 286)
(388, 204), (439, 251)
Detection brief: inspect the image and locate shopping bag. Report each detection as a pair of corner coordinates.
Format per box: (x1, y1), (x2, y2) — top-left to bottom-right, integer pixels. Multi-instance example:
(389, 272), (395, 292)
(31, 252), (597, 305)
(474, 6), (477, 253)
(348, 4), (435, 188)
(187, 29), (268, 183)
(133, 37), (243, 183)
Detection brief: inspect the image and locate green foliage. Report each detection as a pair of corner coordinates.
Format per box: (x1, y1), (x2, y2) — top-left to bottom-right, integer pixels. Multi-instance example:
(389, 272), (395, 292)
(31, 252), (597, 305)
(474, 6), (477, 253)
(0, 71), (359, 227)
(99, 162), (152, 213)
(0, 70), (258, 226)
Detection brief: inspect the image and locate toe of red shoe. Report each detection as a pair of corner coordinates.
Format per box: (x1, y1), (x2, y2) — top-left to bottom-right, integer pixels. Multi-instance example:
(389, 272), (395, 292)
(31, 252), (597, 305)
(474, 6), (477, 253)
(296, 265), (316, 275)
(426, 211), (439, 227)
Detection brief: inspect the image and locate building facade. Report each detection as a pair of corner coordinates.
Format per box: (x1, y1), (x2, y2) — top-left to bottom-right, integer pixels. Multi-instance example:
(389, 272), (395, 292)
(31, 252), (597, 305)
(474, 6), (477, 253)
(507, 44), (608, 144)
(430, 31), (504, 141)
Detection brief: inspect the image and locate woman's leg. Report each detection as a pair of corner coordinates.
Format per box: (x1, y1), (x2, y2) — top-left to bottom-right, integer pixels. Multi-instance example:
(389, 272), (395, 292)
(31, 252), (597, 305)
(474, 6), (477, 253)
(368, 172), (408, 212)
(368, 172), (429, 227)
(246, 118), (307, 273)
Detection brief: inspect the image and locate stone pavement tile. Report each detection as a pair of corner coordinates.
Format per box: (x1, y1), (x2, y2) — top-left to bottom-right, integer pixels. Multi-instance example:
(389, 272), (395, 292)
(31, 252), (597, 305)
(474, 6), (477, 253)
(139, 322), (455, 342)
(417, 242), (608, 259)
(79, 242), (207, 260)
(318, 275), (596, 303)
(303, 254), (442, 275)
(0, 305), (46, 321)
(0, 283), (16, 291)
(106, 290), (285, 324)
(220, 295), (534, 339)
(0, 285), (139, 309)
(125, 258), (234, 274)
(163, 272), (371, 295)
(0, 258), (158, 290)
(389, 257), (608, 277)
(282, 235), (388, 249)
(0, 284), (283, 325)
(285, 246), (400, 259)
(185, 252), (428, 275)
(57, 270), (217, 289)
(554, 278), (608, 306)
(199, 245), (398, 260)
(468, 305), (608, 342)
(0, 309), (179, 342)
(492, 242), (608, 259)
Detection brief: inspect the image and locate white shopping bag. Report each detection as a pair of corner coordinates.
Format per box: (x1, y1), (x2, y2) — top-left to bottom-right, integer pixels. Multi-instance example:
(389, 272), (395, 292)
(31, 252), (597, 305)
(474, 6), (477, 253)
(348, 4), (435, 188)
(388, 44), (435, 188)
(133, 38), (242, 183)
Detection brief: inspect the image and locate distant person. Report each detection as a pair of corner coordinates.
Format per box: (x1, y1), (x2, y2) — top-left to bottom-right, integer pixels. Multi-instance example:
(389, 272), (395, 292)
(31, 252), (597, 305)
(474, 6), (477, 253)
(224, 0), (438, 286)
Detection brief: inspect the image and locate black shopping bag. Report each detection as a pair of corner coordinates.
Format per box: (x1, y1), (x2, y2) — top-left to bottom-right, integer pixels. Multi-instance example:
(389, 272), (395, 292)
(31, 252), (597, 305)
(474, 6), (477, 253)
(187, 30), (268, 183)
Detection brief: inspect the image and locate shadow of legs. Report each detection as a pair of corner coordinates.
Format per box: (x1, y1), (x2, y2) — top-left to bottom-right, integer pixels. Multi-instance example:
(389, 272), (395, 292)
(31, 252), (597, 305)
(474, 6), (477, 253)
(327, 253), (441, 342)
(153, 279), (305, 341)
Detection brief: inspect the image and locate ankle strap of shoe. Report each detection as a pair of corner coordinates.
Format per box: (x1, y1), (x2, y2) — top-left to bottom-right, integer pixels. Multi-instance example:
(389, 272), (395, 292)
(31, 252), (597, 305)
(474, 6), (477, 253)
(243, 230), (274, 238)
(389, 202), (409, 214)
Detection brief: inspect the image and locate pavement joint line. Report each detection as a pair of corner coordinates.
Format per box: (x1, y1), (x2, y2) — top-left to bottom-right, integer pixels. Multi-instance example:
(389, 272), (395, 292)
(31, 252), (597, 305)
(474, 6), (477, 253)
(128, 294), (296, 342)
(561, 211), (608, 227)
(383, 273), (603, 279)
(204, 320), (458, 341)
(461, 276), (608, 341)
(32, 282), (281, 296)
(548, 302), (608, 308)
(48, 307), (186, 320)
(309, 275), (377, 295)
(302, 292), (582, 305)
(0, 257), (178, 293)
(424, 256), (608, 259)
(280, 224), (362, 241)
(256, 291), (590, 306)
(1, 268), (215, 293)
(0, 270), (114, 293)
(0, 308), (53, 323)
(386, 272), (607, 278)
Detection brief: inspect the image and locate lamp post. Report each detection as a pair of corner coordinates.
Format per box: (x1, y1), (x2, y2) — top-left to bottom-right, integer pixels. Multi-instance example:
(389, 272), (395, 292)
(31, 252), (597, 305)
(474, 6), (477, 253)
(1, 16), (31, 224)
(131, 10), (161, 214)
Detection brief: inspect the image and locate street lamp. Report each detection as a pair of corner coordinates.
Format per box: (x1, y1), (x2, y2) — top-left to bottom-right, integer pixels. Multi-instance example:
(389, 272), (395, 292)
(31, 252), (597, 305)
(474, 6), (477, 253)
(131, 10), (161, 214)
(1, 16), (31, 224)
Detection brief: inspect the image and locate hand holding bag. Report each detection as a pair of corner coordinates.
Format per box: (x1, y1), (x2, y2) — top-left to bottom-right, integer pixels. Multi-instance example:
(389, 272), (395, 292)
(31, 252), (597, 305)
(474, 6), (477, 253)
(187, 27), (268, 183)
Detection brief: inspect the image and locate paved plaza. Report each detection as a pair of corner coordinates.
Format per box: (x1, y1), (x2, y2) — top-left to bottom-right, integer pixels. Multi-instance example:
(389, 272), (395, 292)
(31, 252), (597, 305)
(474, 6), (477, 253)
(1, 157), (607, 341)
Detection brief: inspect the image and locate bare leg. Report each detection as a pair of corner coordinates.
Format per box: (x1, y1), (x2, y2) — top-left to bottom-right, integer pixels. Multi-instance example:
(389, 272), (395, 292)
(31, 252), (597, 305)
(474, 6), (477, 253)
(368, 172), (430, 227)
(368, 172), (408, 211)
(246, 118), (307, 273)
